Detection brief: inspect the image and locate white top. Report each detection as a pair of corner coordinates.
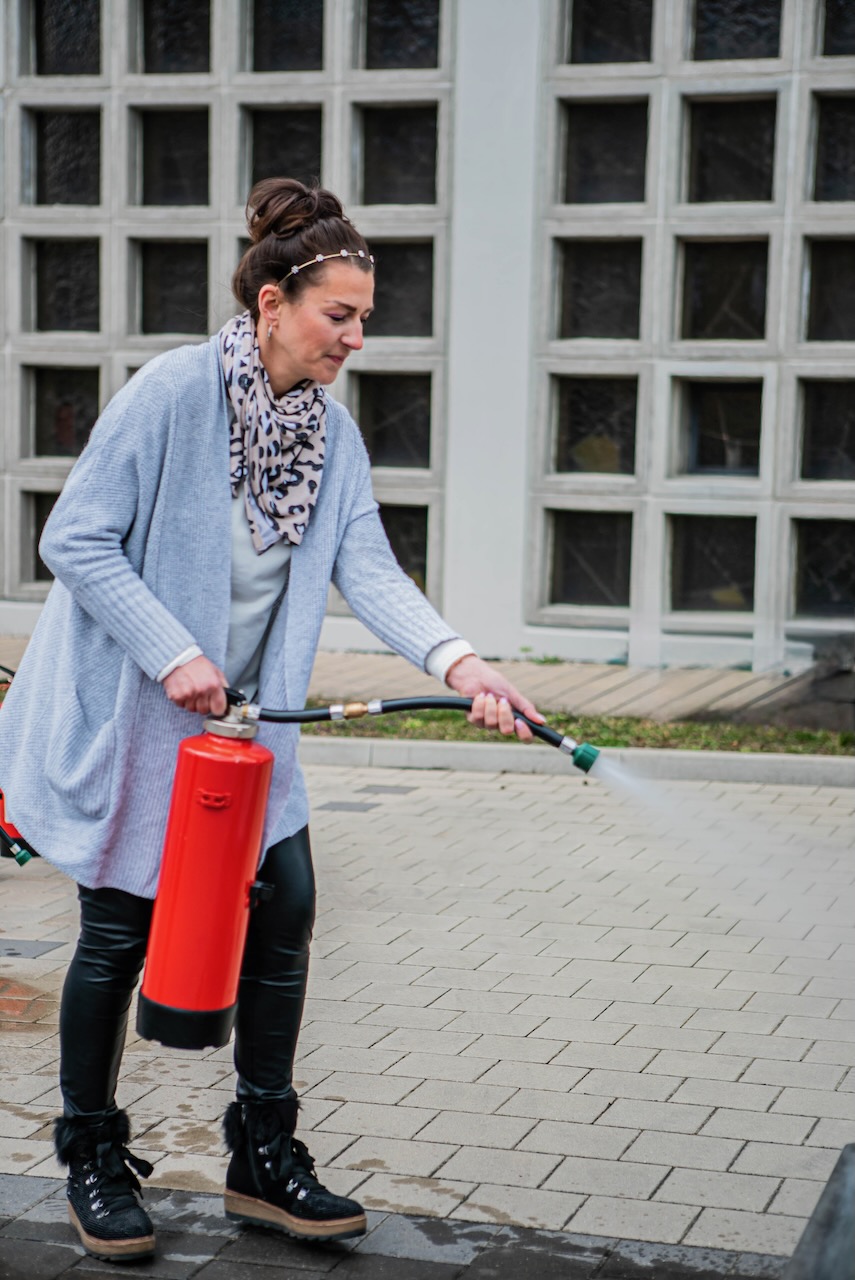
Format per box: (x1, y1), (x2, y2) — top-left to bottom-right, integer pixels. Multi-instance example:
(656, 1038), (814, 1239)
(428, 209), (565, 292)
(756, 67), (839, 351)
(224, 483), (292, 697)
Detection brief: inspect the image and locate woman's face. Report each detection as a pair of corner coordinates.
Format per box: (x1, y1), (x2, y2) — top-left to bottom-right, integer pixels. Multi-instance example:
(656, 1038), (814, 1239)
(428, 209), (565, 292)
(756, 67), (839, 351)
(260, 261), (374, 394)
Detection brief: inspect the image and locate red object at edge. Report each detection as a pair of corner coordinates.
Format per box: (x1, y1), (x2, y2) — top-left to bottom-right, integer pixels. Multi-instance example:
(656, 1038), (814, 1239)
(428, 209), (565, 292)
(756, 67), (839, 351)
(0, 787), (24, 843)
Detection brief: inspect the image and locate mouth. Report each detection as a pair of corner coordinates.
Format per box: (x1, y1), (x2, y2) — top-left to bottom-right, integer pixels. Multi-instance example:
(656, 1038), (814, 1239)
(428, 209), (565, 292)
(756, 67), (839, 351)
(326, 354), (345, 367)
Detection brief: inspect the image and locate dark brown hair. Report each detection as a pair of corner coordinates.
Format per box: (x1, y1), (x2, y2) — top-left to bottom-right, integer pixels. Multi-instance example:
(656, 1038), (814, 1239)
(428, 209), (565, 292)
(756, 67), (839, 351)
(232, 178), (372, 317)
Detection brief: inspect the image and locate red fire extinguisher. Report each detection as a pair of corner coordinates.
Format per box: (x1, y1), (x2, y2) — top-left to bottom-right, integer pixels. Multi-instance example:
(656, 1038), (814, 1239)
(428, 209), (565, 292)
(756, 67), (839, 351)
(136, 712), (274, 1051)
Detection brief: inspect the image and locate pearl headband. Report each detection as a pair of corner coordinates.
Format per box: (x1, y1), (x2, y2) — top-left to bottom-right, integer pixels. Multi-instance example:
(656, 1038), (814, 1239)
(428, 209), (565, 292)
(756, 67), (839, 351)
(284, 248), (375, 283)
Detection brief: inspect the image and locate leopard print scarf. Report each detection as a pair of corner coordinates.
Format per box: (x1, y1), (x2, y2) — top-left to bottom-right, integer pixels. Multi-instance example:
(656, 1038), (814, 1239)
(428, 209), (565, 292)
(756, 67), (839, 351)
(219, 310), (326, 552)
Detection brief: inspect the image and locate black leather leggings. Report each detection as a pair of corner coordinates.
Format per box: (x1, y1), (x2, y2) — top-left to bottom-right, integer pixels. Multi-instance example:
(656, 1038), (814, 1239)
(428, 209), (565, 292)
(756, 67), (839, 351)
(59, 828), (315, 1119)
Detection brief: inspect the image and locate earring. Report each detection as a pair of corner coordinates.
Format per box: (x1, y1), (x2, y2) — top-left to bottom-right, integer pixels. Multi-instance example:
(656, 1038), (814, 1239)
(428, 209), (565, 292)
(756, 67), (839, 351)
(267, 325), (273, 341)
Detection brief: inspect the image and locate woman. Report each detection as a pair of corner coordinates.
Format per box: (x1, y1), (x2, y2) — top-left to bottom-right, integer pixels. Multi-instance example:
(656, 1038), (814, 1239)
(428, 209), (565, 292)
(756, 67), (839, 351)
(0, 180), (542, 1262)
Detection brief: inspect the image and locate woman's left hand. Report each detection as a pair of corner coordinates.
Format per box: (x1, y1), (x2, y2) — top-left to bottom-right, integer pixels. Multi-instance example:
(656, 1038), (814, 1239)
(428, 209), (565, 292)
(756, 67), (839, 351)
(444, 655), (545, 742)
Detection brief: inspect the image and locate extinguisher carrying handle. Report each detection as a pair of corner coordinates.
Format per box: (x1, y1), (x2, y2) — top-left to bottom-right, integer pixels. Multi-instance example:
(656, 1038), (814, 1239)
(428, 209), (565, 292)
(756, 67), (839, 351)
(223, 686), (589, 760)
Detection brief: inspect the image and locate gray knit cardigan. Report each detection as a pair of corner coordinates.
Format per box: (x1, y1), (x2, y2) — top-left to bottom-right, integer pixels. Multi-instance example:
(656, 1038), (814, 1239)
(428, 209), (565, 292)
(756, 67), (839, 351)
(0, 338), (457, 896)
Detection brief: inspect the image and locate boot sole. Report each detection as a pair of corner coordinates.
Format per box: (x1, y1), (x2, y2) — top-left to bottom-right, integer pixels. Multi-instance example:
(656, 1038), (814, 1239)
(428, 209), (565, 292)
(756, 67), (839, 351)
(68, 1204), (156, 1262)
(224, 1189), (367, 1240)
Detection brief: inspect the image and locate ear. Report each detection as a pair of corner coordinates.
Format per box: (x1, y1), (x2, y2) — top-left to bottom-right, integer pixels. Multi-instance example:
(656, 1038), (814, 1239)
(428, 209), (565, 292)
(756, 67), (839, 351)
(257, 283), (282, 328)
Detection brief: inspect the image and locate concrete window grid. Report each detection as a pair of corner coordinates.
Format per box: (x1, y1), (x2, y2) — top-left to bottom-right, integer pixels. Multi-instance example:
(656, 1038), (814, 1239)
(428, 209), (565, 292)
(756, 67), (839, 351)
(533, 0), (855, 670)
(0, 0), (451, 607)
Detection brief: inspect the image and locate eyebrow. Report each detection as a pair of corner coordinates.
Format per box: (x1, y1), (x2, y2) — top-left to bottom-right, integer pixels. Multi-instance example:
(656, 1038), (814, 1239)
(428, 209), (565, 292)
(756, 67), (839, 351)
(328, 299), (374, 315)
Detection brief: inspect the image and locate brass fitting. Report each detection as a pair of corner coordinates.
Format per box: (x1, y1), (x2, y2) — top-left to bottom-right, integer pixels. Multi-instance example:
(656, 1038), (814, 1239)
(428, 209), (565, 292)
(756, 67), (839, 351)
(343, 701), (368, 719)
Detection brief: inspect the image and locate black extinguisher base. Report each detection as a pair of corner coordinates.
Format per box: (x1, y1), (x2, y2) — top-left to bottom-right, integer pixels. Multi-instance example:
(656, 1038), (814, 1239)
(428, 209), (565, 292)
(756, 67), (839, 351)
(136, 992), (237, 1051)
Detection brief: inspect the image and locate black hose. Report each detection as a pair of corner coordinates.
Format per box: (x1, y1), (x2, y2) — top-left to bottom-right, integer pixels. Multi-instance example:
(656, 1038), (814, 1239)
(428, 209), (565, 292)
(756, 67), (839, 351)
(225, 688), (566, 751)
(379, 697), (565, 751)
(0, 664), (16, 682)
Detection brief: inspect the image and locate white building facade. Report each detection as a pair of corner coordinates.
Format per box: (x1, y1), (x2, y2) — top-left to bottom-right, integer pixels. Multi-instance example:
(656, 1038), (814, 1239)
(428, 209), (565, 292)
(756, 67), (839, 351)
(1, 0), (854, 672)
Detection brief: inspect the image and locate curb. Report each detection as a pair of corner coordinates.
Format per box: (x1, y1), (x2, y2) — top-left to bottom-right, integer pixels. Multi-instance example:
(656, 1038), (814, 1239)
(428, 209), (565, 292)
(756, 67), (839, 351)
(299, 736), (855, 787)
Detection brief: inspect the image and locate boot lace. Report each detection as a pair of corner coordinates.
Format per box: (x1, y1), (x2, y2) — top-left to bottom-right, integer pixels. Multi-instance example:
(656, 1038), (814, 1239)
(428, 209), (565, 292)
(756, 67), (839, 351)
(82, 1140), (154, 1220)
(259, 1132), (319, 1195)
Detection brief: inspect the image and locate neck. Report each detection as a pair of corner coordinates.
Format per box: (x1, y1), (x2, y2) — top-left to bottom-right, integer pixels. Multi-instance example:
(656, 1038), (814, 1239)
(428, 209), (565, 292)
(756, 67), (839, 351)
(257, 333), (305, 397)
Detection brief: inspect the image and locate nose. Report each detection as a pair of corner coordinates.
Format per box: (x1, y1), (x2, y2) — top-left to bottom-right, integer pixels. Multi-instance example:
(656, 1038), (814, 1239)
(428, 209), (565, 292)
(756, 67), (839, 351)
(342, 320), (364, 351)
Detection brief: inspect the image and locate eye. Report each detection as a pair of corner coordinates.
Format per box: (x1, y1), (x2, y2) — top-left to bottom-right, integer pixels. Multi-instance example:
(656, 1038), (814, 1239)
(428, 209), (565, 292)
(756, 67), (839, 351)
(328, 313), (346, 323)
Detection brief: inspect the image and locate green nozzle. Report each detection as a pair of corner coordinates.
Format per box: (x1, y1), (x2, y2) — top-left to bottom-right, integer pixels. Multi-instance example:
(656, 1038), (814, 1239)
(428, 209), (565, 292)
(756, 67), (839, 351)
(571, 742), (600, 774)
(11, 843), (32, 867)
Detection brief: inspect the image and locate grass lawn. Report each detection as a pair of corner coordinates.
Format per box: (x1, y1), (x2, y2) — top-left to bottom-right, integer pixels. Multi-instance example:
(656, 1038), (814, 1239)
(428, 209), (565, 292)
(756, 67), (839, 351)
(300, 702), (852, 756)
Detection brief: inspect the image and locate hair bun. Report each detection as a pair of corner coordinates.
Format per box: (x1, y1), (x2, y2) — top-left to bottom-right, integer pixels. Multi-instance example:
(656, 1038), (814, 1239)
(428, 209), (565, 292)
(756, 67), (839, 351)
(246, 178), (345, 244)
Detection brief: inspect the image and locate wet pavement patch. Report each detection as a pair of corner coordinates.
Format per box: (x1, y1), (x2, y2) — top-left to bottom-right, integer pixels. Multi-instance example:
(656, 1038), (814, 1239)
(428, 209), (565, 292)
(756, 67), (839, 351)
(316, 802), (380, 812)
(0, 941), (62, 959)
(0, 1176), (792, 1279)
(357, 785), (418, 795)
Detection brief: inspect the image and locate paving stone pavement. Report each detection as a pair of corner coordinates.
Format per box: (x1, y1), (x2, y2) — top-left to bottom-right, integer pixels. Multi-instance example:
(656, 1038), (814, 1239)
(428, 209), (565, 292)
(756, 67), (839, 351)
(2, 759), (853, 1276)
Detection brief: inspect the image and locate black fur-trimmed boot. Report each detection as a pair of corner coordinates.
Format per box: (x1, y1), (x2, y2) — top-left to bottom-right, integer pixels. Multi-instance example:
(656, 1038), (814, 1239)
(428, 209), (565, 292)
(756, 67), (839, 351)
(223, 1098), (366, 1241)
(54, 1111), (155, 1263)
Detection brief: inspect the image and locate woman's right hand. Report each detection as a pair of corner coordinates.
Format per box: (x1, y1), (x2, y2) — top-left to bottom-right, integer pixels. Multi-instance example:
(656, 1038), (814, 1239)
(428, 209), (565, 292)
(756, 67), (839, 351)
(163, 656), (228, 716)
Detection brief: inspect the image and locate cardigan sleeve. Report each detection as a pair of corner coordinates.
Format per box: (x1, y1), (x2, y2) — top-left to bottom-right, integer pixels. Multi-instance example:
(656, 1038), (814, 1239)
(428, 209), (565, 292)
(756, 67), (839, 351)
(331, 428), (461, 670)
(38, 368), (201, 681)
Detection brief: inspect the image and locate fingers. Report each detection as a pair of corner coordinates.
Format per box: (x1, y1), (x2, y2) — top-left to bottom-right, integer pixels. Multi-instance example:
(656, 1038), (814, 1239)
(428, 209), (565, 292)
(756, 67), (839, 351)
(502, 685), (546, 725)
(207, 683), (228, 717)
(163, 658), (228, 716)
(467, 692), (532, 739)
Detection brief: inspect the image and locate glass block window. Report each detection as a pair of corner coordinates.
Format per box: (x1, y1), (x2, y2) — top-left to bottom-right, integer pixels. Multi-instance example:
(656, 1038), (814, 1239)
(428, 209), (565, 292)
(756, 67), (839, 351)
(801, 382), (855, 480)
(681, 241), (767, 340)
(807, 241), (855, 341)
(693, 0), (781, 62)
(549, 510), (633, 607)
(671, 515), (756, 611)
(27, 492), (61, 582)
(140, 109), (209, 206)
(361, 107), (437, 205)
(559, 241), (642, 339)
(357, 374), (431, 468)
(563, 101), (648, 204)
(31, 111), (100, 205)
(33, 0), (100, 75)
(687, 99), (776, 203)
(681, 381), (762, 475)
(139, 241), (208, 334)
(142, 0), (209, 73)
(814, 97), (855, 202)
(554, 377), (637, 474)
(364, 0), (440, 69)
(370, 242), (434, 337)
(379, 504), (428, 592)
(33, 239), (100, 332)
(252, 0), (324, 72)
(31, 367), (99, 457)
(823, 0), (855, 56)
(566, 0), (653, 64)
(250, 109), (323, 188)
(795, 520), (855, 616)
